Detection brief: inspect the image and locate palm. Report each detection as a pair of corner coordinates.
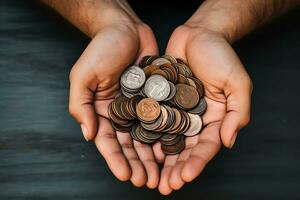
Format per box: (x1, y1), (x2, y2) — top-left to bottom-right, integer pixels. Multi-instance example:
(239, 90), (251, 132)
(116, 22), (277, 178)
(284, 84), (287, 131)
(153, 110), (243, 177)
(83, 24), (161, 188)
(158, 26), (250, 194)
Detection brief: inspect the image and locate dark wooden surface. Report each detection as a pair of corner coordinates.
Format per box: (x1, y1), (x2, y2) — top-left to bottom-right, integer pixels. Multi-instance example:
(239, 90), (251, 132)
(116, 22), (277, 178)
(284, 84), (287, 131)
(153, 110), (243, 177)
(1, 1), (300, 199)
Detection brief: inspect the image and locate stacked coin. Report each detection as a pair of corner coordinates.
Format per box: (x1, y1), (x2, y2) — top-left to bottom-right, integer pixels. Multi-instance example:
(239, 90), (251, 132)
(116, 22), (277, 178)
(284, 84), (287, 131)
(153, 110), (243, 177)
(109, 55), (207, 155)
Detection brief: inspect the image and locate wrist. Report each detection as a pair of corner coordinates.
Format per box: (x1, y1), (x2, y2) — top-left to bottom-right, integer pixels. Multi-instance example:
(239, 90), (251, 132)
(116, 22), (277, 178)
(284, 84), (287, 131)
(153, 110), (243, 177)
(184, 1), (257, 43)
(87, 1), (142, 38)
(42, 0), (142, 38)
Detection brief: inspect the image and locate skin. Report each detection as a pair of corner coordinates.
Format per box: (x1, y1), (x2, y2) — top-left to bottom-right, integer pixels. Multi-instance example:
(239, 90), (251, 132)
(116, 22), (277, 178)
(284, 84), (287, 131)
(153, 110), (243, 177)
(41, 0), (300, 195)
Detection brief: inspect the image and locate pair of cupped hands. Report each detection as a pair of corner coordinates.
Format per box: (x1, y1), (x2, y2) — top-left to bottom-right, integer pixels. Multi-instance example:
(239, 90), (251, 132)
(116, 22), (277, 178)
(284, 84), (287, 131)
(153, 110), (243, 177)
(68, 5), (252, 195)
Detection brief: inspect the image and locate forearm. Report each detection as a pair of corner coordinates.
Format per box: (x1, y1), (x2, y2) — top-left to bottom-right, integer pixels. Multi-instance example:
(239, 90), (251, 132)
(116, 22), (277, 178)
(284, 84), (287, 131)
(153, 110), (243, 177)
(41, 0), (140, 37)
(186, 0), (300, 43)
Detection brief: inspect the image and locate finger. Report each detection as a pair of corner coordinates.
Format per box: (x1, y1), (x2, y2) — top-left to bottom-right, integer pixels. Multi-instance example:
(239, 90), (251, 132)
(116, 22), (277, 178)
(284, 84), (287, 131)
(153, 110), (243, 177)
(169, 136), (198, 190)
(134, 141), (159, 189)
(221, 78), (252, 148)
(94, 116), (131, 181)
(135, 24), (159, 64)
(181, 124), (221, 182)
(165, 27), (188, 60)
(69, 69), (98, 142)
(94, 98), (113, 119)
(152, 141), (166, 163)
(116, 131), (147, 187)
(158, 155), (178, 195)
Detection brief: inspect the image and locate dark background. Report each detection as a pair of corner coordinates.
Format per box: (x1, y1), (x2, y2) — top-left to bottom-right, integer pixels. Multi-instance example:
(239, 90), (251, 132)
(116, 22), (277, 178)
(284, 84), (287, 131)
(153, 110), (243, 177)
(1, 0), (300, 199)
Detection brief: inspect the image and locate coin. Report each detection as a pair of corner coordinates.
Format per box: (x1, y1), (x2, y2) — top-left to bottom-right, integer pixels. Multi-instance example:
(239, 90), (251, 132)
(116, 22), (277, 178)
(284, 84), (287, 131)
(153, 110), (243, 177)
(190, 77), (204, 97)
(174, 84), (199, 110)
(161, 55), (177, 64)
(108, 102), (130, 125)
(160, 63), (177, 83)
(177, 74), (189, 84)
(135, 124), (156, 144)
(151, 69), (169, 80)
(183, 113), (202, 137)
(136, 98), (161, 123)
(164, 81), (176, 101)
(121, 66), (146, 90)
(187, 78), (197, 88)
(189, 98), (207, 115)
(144, 75), (170, 101)
(143, 65), (160, 77)
(161, 135), (185, 155)
(130, 124), (141, 142)
(160, 134), (179, 144)
(141, 112), (163, 131)
(167, 108), (182, 134)
(151, 57), (171, 66)
(140, 126), (162, 140)
(139, 55), (159, 68)
(111, 121), (133, 133)
(109, 55), (207, 155)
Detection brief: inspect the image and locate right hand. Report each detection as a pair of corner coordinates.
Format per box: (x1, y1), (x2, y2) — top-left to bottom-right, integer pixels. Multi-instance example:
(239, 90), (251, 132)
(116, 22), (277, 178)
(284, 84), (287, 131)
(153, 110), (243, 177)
(68, 9), (160, 188)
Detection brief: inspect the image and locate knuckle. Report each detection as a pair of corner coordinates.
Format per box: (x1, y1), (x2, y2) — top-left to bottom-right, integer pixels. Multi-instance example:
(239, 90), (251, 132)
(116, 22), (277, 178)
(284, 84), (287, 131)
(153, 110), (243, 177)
(241, 114), (251, 127)
(68, 103), (78, 118)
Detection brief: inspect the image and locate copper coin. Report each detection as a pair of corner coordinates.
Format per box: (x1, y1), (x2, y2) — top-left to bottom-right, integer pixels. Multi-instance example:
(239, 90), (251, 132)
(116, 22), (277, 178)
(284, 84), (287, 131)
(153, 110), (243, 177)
(176, 58), (187, 65)
(167, 108), (182, 134)
(143, 65), (160, 77)
(141, 112), (163, 131)
(154, 105), (169, 132)
(136, 98), (161, 123)
(174, 84), (199, 110)
(140, 126), (162, 140)
(162, 105), (175, 132)
(112, 96), (129, 119)
(162, 55), (177, 64)
(135, 124), (156, 144)
(181, 63), (193, 77)
(187, 78), (197, 88)
(151, 57), (171, 66)
(174, 63), (189, 77)
(160, 133), (179, 143)
(108, 102), (130, 125)
(161, 134), (181, 146)
(161, 135), (185, 155)
(160, 63), (178, 83)
(128, 95), (143, 118)
(175, 110), (187, 133)
(130, 124), (141, 142)
(180, 111), (191, 133)
(189, 98), (207, 115)
(139, 55), (159, 68)
(120, 100), (135, 120)
(190, 77), (204, 97)
(111, 121), (133, 133)
(151, 69), (169, 80)
(177, 74), (189, 84)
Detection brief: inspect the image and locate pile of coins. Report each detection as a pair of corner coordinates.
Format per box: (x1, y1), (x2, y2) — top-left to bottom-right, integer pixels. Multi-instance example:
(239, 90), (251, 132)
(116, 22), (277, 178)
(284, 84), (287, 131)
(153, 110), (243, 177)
(108, 55), (207, 155)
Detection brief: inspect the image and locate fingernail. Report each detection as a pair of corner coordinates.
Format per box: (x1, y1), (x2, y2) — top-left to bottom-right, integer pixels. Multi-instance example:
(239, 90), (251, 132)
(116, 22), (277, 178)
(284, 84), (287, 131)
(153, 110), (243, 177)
(230, 131), (238, 148)
(81, 124), (89, 142)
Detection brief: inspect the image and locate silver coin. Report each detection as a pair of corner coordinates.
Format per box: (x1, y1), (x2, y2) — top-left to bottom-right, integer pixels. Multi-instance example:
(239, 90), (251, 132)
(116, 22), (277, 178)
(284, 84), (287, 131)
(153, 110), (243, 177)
(144, 75), (170, 101)
(151, 58), (171, 66)
(121, 87), (139, 98)
(183, 113), (202, 137)
(120, 65), (146, 90)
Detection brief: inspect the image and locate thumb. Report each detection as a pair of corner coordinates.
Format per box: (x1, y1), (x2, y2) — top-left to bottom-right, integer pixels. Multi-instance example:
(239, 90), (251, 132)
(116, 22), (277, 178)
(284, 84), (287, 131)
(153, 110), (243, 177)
(220, 78), (252, 148)
(69, 70), (98, 142)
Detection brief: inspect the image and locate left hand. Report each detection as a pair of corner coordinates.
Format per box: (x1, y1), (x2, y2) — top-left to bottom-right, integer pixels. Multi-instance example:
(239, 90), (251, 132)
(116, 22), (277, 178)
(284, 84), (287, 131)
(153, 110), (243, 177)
(156, 25), (252, 195)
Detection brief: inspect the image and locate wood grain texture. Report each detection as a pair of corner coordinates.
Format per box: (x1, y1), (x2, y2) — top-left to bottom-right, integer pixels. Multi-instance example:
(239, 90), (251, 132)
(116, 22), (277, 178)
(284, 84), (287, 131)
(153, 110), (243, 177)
(1, 0), (300, 199)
